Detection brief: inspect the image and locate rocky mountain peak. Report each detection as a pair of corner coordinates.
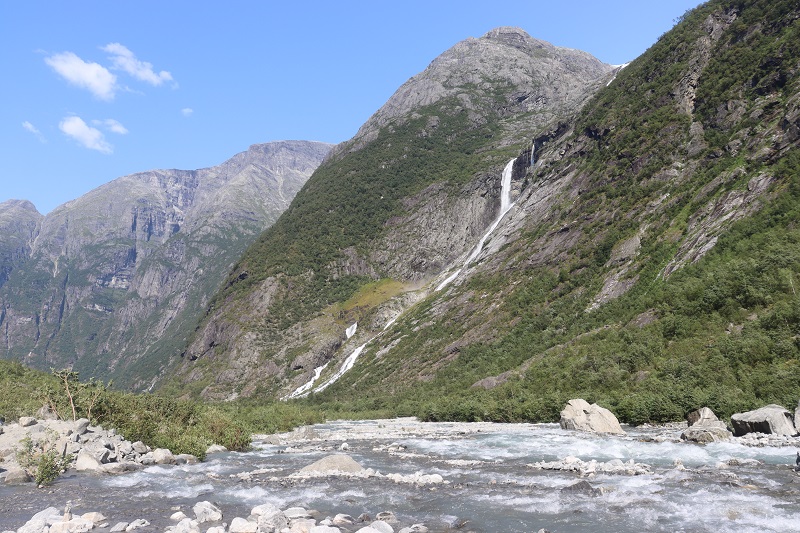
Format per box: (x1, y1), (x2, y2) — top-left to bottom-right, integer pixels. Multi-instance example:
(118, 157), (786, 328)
(0, 199), (41, 215)
(330, 26), (613, 158)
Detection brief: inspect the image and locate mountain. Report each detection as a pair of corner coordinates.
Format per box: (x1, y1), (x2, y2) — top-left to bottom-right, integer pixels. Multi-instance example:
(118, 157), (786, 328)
(0, 140), (331, 389)
(168, 28), (615, 399)
(168, 0), (800, 423)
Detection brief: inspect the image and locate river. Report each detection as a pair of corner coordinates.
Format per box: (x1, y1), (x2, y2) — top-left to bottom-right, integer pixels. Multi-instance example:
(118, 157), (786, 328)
(1, 418), (799, 532)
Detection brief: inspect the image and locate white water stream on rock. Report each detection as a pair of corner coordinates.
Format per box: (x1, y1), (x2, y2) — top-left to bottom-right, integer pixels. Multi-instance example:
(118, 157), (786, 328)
(435, 158), (516, 292)
(2, 419), (799, 533)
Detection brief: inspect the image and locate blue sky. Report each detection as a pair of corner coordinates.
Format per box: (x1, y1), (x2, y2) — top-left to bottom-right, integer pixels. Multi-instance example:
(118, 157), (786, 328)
(2, 1), (701, 214)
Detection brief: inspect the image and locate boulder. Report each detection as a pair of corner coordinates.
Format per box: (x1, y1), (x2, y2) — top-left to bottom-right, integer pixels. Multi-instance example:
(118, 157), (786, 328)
(228, 517), (257, 533)
(560, 480), (602, 497)
(19, 416), (37, 427)
(74, 450), (103, 472)
(681, 426), (732, 444)
(256, 509), (288, 533)
(730, 404), (797, 436)
(299, 454), (365, 474)
(686, 407), (728, 429)
(3, 465), (31, 484)
(131, 441), (149, 454)
(205, 444), (227, 454)
(17, 508), (62, 533)
(284, 507), (312, 519)
(125, 519), (150, 531)
(109, 523), (128, 532)
(289, 518), (316, 532)
(559, 399), (625, 435)
(193, 501), (222, 523)
(49, 518), (94, 533)
(310, 527), (341, 533)
(152, 448), (176, 465)
(368, 521), (393, 533)
(74, 419), (91, 435)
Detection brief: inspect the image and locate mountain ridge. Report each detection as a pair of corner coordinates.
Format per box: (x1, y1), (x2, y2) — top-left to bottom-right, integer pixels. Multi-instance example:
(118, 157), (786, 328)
(0, 140), (331, 389)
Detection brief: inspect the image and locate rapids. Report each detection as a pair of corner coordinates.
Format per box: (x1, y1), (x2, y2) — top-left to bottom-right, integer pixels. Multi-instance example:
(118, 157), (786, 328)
(2, 419), (799, 533)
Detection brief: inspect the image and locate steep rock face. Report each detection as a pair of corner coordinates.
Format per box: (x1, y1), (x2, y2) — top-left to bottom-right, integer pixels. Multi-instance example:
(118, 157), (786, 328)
(0, 200), (42, 290)
(171, 28), (614, 399)
(0, 141), (331, 388)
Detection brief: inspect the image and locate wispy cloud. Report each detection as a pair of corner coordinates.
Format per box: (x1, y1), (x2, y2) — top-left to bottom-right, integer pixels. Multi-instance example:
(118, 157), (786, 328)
(93, 118), (129, 135)
(59, 116), (112, 154)
(102, 43), (174, 86)
(44, 52), (117, 100)
(181, 107), (194, 117)
(22, 121), (47, 143)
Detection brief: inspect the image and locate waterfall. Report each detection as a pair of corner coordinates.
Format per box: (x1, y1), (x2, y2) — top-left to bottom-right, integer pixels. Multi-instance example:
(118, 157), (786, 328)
(435, 158), (516, 292)
(284, 361), (330, 399)
(345, 322), (357, 339)
(315, 343), (367, 392)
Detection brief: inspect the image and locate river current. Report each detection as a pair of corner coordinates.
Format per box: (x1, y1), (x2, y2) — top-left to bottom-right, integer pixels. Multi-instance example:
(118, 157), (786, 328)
(2, 419), (799, 532)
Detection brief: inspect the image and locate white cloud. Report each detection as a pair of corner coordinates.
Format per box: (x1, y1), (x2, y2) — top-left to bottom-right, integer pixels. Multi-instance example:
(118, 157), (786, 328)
(181, 107), (194, 117)
(45, 52), (117, 101)
(59, 116), (112, 154)
(102, 43), (173, 86)
(93, 118), (129, 135)
(22, 121), (47, 142)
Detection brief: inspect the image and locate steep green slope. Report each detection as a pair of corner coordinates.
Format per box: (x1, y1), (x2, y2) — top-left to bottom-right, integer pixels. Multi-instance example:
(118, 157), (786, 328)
(297, 0), (800, 422)
(172, 29), (613, 399)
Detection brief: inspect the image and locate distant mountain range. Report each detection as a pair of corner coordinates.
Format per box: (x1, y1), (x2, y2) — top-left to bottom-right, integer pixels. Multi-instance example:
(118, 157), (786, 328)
(0, 140), (331, 389)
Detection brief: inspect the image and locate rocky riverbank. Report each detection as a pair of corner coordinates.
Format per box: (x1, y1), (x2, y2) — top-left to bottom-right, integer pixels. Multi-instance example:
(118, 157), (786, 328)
(0, 417), (202, 485)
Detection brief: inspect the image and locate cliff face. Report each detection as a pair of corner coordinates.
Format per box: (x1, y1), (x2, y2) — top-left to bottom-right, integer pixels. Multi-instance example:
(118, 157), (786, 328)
(0, 200), (43, 290)
(0, 141), (331, 389)
(169, 28), (616, 399)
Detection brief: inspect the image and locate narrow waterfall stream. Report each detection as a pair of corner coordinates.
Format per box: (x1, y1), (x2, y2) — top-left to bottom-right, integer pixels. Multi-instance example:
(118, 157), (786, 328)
(435, 158), (516, 292)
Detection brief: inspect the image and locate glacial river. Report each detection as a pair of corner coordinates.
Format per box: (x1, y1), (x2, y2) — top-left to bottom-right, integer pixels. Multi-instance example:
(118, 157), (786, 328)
(2, 419), (799, 533)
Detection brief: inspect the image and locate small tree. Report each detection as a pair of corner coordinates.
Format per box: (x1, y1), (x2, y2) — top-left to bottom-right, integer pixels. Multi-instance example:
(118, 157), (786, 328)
(52, 369), (79, 421)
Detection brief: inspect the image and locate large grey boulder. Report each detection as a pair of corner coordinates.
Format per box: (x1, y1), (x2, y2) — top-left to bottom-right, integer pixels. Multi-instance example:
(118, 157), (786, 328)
(686, 407), (727, 429)
(152, 448), (176, 465)
(681, 426), (732, 444)
(682, 407), (732, 442)
(74, 450), (103, 472)
(299, 454), (365, 474)
(731, 404), (797, 436)
(559, 399), (625, 435)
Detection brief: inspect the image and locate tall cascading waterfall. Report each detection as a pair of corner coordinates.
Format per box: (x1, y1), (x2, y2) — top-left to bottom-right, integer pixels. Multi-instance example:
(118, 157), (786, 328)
(287, 157), (521, 398)
(435, 157), (517, 292)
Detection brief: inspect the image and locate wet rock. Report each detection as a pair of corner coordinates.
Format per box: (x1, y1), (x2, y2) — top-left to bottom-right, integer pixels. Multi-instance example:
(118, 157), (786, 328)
(49, 517), (94, 533)
(332, 514), (354, 526)
(398, 526), (428, 533)
(166, 518), (200, 533)
(284, 507), (312, 520)
(289, 518), (316, 532)
(368, 521), (394, 533)
(109, 523), (128, 532)
(81, 512), (106, 525)
(2, 465), (31, 484)
(559, 399), (625, 435)
(193, 501), (222, 523)
(125, 519), (149, 531)
(528, 456), (652, 476)
(170, 512), (188, 521)
(228, 517), (258, 533)
(299, 454), (365, 474)
(175, 453), (199, 465)
(561, 480), (602, 497)
(681, 426), (732, 443)
(731, 405), (796, 436)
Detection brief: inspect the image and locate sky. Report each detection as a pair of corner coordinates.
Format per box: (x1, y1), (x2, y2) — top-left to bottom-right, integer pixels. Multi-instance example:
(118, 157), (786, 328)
(1, 1), (702, 214)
